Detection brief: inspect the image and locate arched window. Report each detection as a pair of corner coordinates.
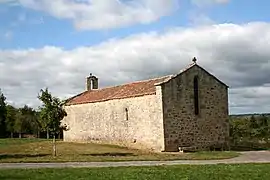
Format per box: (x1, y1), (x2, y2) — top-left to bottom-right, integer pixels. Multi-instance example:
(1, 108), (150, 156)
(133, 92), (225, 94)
(194, 76), (199, 115)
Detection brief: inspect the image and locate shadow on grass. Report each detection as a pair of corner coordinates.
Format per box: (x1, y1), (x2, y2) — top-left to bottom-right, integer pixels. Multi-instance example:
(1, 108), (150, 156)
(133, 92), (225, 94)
(0, 153), (50, 159)
(230, 146), (269, 151)
(230, 142), (270, 151)
(0, 176), (25, 180)
(81, 152), (137, 157)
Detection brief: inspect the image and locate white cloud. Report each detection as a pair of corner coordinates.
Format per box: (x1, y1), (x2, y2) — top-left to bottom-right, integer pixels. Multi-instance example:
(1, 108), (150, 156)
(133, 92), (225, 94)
(15, 0), (179, 30)
(1, 22), (270, 114)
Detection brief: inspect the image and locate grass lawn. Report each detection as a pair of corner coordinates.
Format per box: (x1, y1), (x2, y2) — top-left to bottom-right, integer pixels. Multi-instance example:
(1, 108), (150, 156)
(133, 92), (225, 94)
(0, 164), (270, 180)
(0, 138), (239, 163)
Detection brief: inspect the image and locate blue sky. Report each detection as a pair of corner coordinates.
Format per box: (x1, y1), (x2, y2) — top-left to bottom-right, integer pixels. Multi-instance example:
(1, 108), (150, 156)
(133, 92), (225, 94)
(1, 0), (270, 114)
(1, 0), (269, 50)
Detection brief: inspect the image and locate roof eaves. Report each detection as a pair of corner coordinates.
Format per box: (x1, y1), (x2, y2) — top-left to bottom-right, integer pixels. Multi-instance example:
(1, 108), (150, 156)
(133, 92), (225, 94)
(65, 92), (156, 106)
(64, 91), (87, 105)
(195, 64), (229, 88)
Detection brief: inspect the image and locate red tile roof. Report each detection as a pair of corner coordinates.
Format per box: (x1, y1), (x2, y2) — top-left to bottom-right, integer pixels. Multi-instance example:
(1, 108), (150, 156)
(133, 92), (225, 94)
(65, 62), (228, 106)
(66, 75), (172, 106)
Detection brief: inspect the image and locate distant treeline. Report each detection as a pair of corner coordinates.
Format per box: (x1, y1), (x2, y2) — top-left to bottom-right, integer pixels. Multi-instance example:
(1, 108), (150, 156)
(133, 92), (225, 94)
(229, 113), (270, 150)
(0, 89), (63, 139)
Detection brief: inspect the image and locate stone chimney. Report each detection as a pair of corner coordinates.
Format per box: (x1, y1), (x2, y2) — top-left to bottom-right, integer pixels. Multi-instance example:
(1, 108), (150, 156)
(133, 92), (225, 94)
(86, 73), (98, 91)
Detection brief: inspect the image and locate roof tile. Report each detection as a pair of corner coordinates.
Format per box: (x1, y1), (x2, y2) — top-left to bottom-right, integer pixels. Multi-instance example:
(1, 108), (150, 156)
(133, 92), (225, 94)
(66, 75), (171, 105)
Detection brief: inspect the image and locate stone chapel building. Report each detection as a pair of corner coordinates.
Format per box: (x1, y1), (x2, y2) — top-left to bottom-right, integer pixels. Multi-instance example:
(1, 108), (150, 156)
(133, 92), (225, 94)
(63, 58), (230, 152)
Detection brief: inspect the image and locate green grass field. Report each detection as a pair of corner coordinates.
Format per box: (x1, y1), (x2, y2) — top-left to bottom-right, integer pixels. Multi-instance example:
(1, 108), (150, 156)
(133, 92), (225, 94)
(0, 164), (269, 180)
(0, 138), (239, 163)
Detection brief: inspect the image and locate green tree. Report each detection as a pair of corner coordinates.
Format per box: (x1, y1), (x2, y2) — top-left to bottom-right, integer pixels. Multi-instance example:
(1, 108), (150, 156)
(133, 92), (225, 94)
(8, 104), (40, 138)
(20, 105), (39, 135)
(249, 115), (260, 141)
(38, 88), (67, 156)
(0, 89), (7, 138)
(14, 108), (25, 138)
(33, 110), (42, 138)
(37, 107), (51, 139)
(5, 105), (17, 138)
(257, 115), (269, 141)
(230, 117), (249, 144)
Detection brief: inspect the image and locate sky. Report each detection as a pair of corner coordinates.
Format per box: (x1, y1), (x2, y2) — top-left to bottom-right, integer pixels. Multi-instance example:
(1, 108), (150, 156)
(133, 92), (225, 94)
(0, 0), (270, 115)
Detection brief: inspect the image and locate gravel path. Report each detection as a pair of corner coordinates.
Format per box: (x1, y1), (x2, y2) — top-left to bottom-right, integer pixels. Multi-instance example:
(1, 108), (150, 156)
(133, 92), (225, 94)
(0, 151), (269, 169)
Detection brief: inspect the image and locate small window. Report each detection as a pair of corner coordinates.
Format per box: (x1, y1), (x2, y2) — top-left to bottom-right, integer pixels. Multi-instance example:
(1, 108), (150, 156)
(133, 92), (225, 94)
(125, 108), (129, 120)
(194, 76), (199, 115)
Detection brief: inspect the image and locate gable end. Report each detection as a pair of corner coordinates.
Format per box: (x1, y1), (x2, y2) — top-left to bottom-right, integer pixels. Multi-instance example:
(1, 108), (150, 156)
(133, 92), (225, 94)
(155, 63), (228, 88)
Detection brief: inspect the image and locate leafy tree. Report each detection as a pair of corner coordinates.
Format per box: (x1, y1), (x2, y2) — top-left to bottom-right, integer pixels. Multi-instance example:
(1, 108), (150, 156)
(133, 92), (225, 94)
(230, 117), (249, 144)
(12, 105), (40, 138)
(38, 88), (67, 156)
(5, 105), (17, 138)
(257, 115), (270, 141)
(14, 108), (25, 138)
(0, 89), (7, 138)
(248, 115), (270, 141)
(33, 111), (42, 138)
(249, 115), (261, 140)
(230, 114), (270, 150)
(37, 106), (51, 139)
(20, 105), (39, 135)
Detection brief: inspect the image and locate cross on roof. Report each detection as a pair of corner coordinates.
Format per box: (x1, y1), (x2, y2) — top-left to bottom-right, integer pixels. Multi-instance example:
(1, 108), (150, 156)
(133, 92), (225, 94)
(192, 57), (197, 63)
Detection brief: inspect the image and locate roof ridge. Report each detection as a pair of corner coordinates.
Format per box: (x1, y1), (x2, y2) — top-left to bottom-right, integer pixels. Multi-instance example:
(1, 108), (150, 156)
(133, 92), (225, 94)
(92, 74), (173, 91)
(180, 62), (196, 72)
(129, 74), (173, 84)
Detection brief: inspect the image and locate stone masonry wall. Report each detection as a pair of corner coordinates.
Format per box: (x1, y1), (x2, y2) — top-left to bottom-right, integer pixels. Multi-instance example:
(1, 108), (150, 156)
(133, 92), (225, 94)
(161, 65), (229, 152)
(62, 86), (165, 152)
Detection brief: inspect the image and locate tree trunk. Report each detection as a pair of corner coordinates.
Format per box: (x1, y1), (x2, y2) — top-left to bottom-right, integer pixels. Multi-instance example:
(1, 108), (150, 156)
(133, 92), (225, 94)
(19, 133), (22, 138)
(47, 129), (49, 139)
(10, 132), (13, 138)
(37, 130), (40, 139)
(52, 134), (56, 157)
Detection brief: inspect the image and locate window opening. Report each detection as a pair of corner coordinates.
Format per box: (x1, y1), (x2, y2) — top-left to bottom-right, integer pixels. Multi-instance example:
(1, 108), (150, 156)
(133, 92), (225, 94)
(125, 108), (129, 120)
(194, 76), (199, 115)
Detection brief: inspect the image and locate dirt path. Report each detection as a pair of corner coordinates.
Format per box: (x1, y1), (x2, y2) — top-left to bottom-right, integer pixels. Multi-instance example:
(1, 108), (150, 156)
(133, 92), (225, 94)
(0, 151), (269, 169)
